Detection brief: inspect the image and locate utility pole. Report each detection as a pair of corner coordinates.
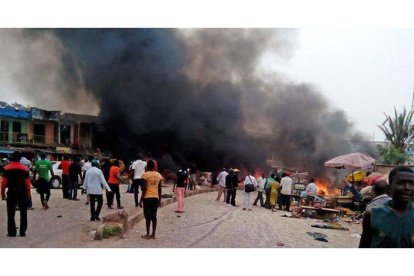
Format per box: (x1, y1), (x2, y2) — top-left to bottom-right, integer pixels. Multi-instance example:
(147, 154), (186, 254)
(411, 87), (414, 111)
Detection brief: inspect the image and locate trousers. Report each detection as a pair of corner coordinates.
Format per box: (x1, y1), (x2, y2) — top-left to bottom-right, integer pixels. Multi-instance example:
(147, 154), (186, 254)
(132, 179), (145, 207)
(243, 191), (253, 209)
(107, 184), (121, 207)
(176, 187), (185, 212)
(89, 194), (103, 219)
(216, 185), (227, 201)
(253, 191), (264, 207)
(226, 188), (237, 206)
(7, 193), (28, 236)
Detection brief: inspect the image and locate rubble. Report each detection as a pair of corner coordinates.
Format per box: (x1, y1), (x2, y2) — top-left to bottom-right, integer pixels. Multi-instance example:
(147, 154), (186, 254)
(311, 223), (349, 231)
(307, 232), (328, 242)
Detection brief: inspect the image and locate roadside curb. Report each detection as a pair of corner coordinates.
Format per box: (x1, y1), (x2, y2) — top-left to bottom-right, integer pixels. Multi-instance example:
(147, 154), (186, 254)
(95, 186), (218, 240)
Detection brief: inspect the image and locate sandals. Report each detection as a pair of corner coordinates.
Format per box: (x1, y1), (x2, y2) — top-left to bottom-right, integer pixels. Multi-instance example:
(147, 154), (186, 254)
(141, 235), (150, 240)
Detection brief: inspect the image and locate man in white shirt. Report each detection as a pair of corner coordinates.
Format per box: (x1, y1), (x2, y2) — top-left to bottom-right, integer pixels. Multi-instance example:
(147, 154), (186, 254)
(243, 173), (257, 211)
(216, 168), (228, 202)
(279, 173), (293, 211)
(253, 173), (266, 207)
(82, 157), (93, 205)
(83, 160), (111, 221)
(129, 154), (147, 207)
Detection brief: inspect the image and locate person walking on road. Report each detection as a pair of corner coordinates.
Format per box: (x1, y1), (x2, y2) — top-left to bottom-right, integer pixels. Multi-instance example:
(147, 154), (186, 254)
(279, 173), (293, 211)
(139, 160), (163, 240)
(33, 153), (54, 209)
(20, 156), (33, 210)
(253, 173), (266, 207)
(107, 160), (124, 209)
(173, 168), (188, 213)
(242, 172), (257, 211)
(129, 154), (147, 207)
(100, 158), (112, 207)
(188, 163), (197, 191)
(1, 151), (31, 237)
(82, 159), (112, 221)
(68, 157), (82, 201)
(270, 175), (281, 211)
(216, 168), (228, 202)
(226, 169), (240, 207)
(264, 174), (273, 209)
(59, 155), (71, 199)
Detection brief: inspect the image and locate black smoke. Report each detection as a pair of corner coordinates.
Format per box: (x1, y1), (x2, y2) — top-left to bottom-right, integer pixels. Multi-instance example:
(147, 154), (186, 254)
(15, 29), (377, 174)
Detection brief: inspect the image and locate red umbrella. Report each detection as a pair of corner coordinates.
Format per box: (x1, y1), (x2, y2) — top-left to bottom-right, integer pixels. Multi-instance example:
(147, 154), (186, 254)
(363, 172), (385, 185)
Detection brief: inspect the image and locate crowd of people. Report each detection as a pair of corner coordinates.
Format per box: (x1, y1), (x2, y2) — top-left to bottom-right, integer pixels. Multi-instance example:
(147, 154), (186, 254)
(212, 168), (294, 212)
(1, 151), (414, 247)
(1, 151), (163, 239)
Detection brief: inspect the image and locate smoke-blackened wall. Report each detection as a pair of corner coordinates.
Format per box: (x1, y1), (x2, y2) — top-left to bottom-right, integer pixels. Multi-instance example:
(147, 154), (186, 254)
(1, 29), (377, 174)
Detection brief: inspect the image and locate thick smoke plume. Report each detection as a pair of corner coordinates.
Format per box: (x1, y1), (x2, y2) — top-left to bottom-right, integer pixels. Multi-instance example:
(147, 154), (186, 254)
(0, 29), (99, 114)
(0, 29), (377, 175)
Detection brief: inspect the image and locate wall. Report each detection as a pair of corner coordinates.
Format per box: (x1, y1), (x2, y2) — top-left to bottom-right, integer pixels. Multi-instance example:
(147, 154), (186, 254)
(45, 122), (56, 145)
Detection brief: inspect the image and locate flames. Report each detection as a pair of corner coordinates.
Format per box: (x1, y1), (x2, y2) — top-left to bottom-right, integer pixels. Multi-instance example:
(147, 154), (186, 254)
(315, 178), (331, 196)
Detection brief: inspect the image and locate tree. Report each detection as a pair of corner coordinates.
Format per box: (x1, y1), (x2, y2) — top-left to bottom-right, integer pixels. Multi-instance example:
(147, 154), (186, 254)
(377, 107), (414, 165)
(378, 107), (414, 149)
(377, 145), (411, 165)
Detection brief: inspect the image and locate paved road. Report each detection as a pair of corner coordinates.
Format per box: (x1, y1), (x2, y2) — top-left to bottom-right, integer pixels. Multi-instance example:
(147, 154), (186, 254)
(93, 191), (362, 248)
(0, 183), (362, 248)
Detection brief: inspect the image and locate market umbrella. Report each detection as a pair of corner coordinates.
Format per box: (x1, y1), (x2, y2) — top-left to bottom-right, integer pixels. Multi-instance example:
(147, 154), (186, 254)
(362, 172), (386, 185)
(324, 152), (376, 170)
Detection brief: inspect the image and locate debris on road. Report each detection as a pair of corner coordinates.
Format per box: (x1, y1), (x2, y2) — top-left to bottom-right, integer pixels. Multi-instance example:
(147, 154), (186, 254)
(307, 232), (328, 242)
(311, 223), (349, 231)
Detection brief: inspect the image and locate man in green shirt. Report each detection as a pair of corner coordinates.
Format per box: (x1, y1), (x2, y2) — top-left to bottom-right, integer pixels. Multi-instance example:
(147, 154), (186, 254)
(33, 153), (54, 210)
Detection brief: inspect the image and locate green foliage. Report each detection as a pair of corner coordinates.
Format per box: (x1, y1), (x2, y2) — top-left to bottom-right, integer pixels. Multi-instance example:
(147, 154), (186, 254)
(378, 107), (414, 149)
(102, 224), (122, 239)
(377, 145), (411, 165)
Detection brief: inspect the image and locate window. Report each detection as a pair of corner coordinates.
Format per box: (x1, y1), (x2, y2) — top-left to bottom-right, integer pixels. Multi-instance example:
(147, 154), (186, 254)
(0, 120), (8, 142)
(12, 122), (21, 133)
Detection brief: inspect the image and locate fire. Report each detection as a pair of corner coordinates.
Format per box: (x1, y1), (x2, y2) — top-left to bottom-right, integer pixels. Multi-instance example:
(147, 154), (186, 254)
(315, 178), (330, 195)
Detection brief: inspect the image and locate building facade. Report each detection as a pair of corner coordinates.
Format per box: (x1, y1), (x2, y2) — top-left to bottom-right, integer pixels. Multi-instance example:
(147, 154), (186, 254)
(0, 101), (98, 155)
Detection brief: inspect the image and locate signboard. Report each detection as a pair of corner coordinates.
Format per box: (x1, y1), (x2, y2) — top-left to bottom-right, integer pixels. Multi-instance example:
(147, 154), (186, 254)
(56, 146), (71, 153)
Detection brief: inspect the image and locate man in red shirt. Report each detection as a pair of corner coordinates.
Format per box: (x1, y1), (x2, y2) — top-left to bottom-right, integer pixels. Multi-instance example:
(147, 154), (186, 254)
(59, 155), (71, 199)
(1, 151), (31, 237)
(107, 160), (124, 209)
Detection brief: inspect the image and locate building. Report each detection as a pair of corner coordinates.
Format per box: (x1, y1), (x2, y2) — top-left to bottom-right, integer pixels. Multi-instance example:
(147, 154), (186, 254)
(0, 101), (99, 157)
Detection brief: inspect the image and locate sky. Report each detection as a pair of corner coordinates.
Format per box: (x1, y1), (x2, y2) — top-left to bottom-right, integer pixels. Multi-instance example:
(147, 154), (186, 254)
(273, 28), (414, 141)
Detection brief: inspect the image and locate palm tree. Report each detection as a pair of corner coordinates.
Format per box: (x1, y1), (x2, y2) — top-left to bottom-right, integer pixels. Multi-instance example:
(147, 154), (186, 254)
(378, 107), (414, 149)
